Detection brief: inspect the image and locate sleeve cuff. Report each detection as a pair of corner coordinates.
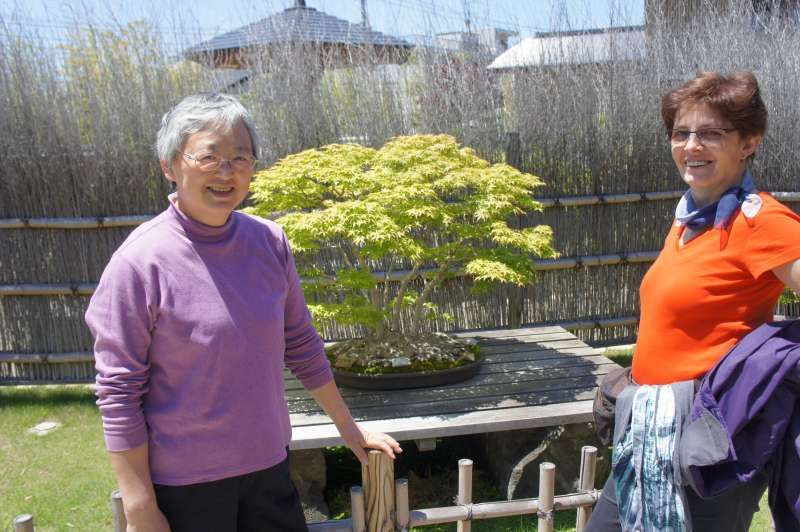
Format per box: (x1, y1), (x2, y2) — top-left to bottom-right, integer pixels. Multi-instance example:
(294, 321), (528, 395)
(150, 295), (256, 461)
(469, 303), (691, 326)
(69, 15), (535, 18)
(104, 427), (149, 453)
(749, 248), (800, 280)
(299, 366), (334, 391)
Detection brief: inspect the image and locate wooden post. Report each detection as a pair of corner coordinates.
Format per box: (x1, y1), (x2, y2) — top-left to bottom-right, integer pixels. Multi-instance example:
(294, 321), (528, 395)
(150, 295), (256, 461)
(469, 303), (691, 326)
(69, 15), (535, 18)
(111, 489), (126, 532)
(538, 462), (555, 532)
(350, 485), (366, 532)
(361, 450), (395, 532)
(456, 459), (474, 532)
(395, 478), (410, 531)
(12, 514), (34, 532)
(576, 446), (598, 532)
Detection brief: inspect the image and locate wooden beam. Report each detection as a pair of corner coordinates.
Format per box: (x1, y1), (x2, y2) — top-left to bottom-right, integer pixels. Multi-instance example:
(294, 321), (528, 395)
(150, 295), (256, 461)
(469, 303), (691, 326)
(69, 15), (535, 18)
(289, 399), (594, 449)
(415, 438), (437, 452)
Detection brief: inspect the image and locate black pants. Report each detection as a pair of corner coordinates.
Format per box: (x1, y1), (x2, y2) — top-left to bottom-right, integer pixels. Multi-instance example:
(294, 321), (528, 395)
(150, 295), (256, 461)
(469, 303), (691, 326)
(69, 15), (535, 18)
(585, 471), (768, 532)
(154, 457), (307, 532)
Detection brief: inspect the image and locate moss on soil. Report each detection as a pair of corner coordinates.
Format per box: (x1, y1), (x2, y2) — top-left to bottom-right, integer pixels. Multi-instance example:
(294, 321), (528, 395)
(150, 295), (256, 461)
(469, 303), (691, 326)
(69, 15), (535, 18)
(327, 332), (481, 376)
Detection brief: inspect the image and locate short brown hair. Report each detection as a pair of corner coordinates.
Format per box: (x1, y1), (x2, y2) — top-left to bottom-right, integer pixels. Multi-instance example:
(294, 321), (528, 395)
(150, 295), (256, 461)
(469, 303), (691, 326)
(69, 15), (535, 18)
(661, 71), (767, 139)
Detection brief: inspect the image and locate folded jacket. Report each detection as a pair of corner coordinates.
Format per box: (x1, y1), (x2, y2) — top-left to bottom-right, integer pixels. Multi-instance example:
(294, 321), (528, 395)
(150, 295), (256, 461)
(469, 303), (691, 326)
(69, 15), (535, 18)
(682, 320), (800, 532)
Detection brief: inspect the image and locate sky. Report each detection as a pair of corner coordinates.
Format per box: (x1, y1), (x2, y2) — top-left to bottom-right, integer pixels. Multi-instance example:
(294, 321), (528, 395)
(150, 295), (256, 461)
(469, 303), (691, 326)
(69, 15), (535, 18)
(1, 0), (644, 52)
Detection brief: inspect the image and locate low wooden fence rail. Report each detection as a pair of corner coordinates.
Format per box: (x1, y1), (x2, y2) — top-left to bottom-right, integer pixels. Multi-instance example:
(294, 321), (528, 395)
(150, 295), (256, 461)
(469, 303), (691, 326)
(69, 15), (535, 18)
(0, 251), (662, 296)
(12, 446), (599, 532)
(1, 191), (798, 230)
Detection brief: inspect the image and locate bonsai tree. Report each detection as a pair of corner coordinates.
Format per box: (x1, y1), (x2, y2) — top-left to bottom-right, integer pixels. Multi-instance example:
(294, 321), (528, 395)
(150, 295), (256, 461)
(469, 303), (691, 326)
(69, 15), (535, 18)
(247, 134), (556, 374)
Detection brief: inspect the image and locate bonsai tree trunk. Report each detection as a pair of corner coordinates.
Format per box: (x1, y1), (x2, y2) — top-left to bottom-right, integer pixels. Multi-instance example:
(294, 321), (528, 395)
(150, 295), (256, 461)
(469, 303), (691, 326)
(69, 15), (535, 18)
(391, 262), (422, 334)
(409, 260), (452, 334)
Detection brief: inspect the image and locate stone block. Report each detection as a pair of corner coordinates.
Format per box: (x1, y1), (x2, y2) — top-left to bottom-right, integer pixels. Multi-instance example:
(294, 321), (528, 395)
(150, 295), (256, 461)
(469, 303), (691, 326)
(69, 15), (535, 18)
(289, 448), (330, 522)
(480, 423), (611, 500)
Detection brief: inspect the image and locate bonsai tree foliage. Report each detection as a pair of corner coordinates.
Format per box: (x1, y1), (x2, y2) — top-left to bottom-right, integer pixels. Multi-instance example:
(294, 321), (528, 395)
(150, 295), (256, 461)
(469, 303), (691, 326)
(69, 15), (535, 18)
(247, 134), (556, 373)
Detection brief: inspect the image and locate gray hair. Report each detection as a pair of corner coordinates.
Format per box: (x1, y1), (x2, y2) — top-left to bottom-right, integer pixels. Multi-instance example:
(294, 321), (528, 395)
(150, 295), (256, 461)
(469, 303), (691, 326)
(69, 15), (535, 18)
(156, 93), (259, 165)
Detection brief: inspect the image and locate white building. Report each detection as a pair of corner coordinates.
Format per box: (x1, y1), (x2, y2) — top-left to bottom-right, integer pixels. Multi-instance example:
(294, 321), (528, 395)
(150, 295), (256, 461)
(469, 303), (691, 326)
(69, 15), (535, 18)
(434, 27), (518, 58)
(488, 26), (645, 71)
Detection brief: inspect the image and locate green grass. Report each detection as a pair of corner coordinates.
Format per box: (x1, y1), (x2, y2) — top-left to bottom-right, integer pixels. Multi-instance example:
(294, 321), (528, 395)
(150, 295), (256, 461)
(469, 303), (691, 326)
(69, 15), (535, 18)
(603, 347), (634, 369)
(0, 384), (776, 531)
(0, 385), (117, 531)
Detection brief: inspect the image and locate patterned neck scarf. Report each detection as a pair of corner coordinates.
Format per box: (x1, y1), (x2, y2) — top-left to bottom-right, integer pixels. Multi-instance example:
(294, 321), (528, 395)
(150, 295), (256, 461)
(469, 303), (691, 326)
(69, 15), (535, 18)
(675, 170), (756, 231)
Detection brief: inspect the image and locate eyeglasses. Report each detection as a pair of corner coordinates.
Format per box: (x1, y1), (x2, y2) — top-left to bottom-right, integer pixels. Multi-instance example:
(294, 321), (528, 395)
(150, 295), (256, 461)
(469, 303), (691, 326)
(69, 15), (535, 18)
(669, 128), (736, 146)
(181, 152), (257, 172)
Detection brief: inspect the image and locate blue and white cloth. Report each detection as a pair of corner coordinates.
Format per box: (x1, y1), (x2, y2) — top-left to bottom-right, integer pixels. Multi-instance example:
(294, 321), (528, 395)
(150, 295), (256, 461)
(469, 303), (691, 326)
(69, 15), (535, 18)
(613, 385), (687, 532)
(675, 170), (757, 231)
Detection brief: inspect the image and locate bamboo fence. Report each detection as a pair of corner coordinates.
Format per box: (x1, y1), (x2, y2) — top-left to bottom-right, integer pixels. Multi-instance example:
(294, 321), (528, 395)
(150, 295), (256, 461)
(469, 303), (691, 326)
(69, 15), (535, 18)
(2, 187), (798, 383)
(0, 194), (796, 382)
(13, 446), (600, 532)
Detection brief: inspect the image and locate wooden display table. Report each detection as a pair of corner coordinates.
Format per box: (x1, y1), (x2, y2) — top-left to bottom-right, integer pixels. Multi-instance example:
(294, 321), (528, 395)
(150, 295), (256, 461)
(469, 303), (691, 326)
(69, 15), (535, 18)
(287, 325), (617, 449)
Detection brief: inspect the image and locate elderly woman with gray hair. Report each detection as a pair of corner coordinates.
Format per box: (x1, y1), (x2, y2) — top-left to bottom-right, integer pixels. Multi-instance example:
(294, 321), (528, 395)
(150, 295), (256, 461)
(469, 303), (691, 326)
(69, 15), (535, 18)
(86, 93), (401, 531)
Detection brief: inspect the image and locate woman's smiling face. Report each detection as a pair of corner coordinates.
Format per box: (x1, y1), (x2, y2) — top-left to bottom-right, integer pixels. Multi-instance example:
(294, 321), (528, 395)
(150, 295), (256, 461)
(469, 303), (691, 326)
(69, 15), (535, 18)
(161, 120), (254, 227)
(671, 102), (761, 206)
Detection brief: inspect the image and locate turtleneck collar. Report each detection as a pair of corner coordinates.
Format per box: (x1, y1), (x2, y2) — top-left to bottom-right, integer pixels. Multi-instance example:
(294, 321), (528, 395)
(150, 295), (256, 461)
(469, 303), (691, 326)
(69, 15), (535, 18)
(167, 193), (238, 243)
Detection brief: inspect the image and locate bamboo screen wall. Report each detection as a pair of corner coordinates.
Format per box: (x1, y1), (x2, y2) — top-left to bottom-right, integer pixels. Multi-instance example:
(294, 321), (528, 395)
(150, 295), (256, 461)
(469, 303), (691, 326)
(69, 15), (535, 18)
(3, 4), (800, 382)
(3, 179), (798, 384)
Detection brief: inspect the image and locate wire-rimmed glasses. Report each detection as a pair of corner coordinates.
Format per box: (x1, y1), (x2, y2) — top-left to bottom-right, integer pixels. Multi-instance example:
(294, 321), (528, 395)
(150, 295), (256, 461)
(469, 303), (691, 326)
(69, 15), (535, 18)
(181, 152), (258, 172)
(669, 128), (736, 147)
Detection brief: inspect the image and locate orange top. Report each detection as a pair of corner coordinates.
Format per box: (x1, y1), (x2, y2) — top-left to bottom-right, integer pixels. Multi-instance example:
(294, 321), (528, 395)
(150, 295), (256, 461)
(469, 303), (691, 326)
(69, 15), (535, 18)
(632, 192), (800, 385)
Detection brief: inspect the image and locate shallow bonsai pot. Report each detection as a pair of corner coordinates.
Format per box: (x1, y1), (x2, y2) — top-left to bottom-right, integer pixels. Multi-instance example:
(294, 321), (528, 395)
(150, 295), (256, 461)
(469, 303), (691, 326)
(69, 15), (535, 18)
(332, 359), (483, 390)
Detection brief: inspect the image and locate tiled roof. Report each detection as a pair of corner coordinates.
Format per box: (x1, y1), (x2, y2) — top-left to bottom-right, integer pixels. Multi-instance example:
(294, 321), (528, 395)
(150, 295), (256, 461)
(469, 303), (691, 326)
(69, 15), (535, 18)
(188, 6), (412, 53)
(167, 60), (251, 89)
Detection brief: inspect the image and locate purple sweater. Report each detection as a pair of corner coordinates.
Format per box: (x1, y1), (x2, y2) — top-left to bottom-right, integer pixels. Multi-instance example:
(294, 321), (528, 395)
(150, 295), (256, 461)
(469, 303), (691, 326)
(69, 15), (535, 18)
(86, 197), (332, 486)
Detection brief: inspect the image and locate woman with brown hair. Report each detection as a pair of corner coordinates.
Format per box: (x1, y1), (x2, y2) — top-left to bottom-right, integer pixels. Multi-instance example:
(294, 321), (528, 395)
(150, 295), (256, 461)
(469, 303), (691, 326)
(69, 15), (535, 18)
(586, 71), (800, 531)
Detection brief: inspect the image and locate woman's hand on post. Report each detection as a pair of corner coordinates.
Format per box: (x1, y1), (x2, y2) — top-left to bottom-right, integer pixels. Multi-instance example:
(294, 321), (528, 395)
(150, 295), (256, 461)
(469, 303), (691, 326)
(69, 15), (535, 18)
(338, 422), (402, 465)
(308, 380), (402, 464)
(360, 426), (403, 461)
